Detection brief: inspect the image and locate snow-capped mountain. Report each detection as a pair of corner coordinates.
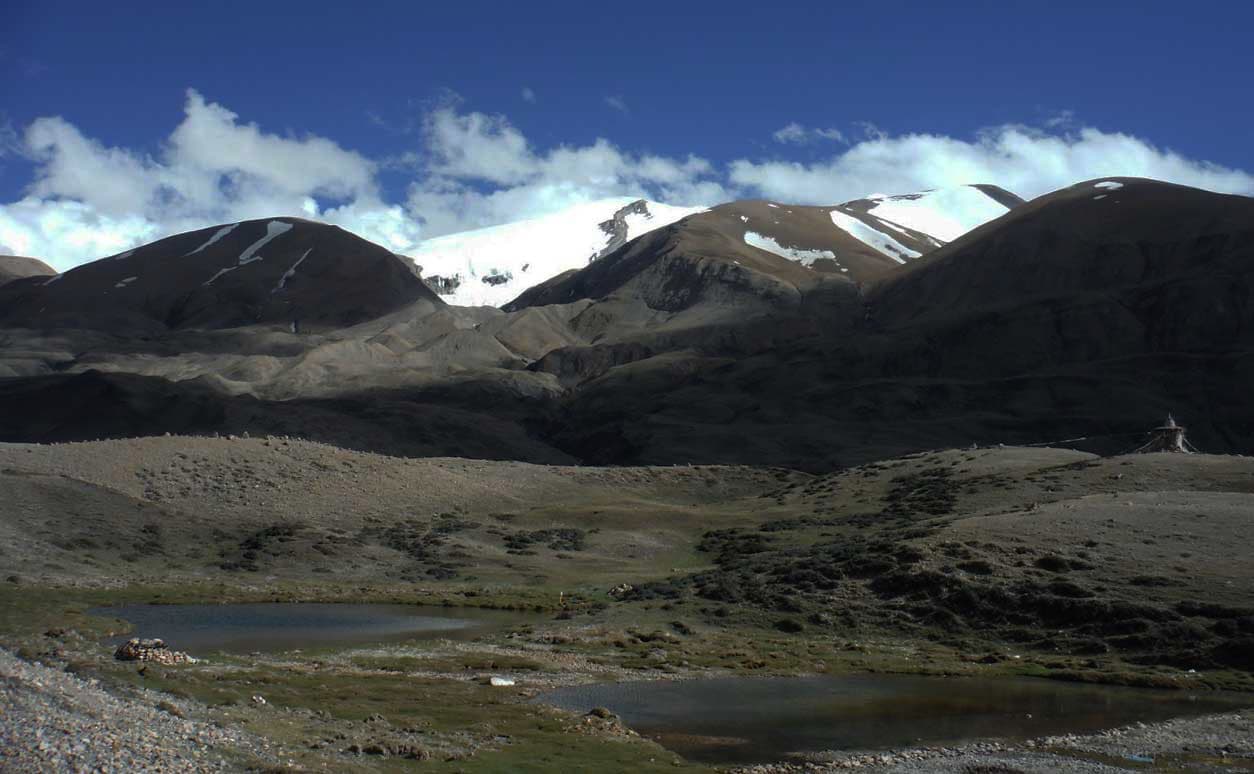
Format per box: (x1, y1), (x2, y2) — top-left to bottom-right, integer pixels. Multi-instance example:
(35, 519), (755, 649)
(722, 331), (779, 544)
(725, 184), (1024, 276)
(407, 198), (707, 307)
(509, 184), (1028, 319)
(838, 184), (1025, 243)
(409, 185), (1021, 308)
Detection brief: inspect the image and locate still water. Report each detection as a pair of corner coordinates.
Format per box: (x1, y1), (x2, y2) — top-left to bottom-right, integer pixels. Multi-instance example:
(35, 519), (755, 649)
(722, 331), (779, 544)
(91, 602), (539, 654)
(540, 673), (1251, 764)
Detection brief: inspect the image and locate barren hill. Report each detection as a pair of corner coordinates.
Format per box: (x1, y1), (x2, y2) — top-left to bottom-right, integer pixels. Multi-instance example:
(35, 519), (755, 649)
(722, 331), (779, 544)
(0, 255), (56, 287)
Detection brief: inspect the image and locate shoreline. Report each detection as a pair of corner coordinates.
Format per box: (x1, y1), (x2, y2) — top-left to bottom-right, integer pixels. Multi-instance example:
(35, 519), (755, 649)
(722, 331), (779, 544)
(733, 709), (1254, 772)
(4, 638), (1252, 772)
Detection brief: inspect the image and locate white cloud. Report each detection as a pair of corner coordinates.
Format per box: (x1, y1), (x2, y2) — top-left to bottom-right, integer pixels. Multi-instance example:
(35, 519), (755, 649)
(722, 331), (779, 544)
(422, 108), (536, 186)
(2, 89), (421, 269)
(521, 87), (536, 103)
(604, 95), (629, 114)
(0, 91), (727, 269)
(4, 90), (1253, 273)
(1044, 110), (1076, 129)
(406, 106), (728, 236)
(772, 123), (846, 145)
(168, 91), (377, 204)
(0, 197), (158, 261)
(732, 124), (1254, 204)
(24, 116), (160, 216)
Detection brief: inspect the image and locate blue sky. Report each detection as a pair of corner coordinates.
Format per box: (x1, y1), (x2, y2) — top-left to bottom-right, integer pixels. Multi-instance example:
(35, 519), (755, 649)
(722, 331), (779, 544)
(4, 0), (1254, 268)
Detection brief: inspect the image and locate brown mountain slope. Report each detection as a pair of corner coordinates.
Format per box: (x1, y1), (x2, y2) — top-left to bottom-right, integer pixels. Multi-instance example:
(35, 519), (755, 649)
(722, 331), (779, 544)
(503, 187), (1019, 383)
(500, 199), (929, 383)
(0, 255), (56, 287)
(505, 198), (938, 314)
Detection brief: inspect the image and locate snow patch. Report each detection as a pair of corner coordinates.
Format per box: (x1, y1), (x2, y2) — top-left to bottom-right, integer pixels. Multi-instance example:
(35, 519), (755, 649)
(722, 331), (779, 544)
(744, 231), (836, 267)
(238, 221), (292, 264)
(203, 266), (237, 286)
(204, 220), (293, 286)
(739, 215), (749, 223)
(1094, 181), (1124, 190)
(411, 198), (704, 307)
(1093, 194), (1108, 201)
(862, 186), (1010, 242)
(766, 203), (779, 208)
(42, 274), (63, 286)
(829, 210), (920, 264)
(874, 217), (913, 238)
(185, 223), (240, 256)
(273, 248), (313, 293)
(112, 250), (134, 261)
(114, 276), (138, 289)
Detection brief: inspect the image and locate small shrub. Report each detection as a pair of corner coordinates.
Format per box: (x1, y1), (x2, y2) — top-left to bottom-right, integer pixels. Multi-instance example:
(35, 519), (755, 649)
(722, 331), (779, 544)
(774, 618), (804, 634)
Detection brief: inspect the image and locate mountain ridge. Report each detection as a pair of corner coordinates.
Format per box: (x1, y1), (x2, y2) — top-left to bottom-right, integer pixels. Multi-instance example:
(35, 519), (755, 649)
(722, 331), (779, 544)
(2, 178), (1252, 471)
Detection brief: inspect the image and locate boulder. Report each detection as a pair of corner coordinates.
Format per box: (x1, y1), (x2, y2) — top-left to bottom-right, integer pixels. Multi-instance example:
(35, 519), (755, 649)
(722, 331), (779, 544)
(113, 638), (196, 665)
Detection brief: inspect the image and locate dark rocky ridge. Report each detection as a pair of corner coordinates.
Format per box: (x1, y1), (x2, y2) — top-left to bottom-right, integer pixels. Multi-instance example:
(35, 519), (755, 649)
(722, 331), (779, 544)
(970, 183), (1028, 210)
(0, 218), (439, 333)
(592, 198), (652, 260)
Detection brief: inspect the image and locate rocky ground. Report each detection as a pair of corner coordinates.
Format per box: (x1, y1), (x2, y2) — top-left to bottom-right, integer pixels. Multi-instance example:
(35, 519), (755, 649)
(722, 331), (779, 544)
(0, 648), (281, 772)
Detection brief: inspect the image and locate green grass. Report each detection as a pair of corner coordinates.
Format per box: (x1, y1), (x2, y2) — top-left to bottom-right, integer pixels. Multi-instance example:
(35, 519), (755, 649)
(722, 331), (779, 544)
(104, 660), (702, 772)
(349, 653), (551, 674)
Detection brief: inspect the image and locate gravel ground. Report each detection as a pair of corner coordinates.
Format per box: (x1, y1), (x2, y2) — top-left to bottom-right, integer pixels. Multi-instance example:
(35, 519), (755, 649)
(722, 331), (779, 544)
(0, 649), (279, 773)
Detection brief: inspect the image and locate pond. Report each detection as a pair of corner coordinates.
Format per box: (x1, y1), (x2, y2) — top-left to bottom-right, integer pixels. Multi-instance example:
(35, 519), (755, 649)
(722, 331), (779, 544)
(91, 602), (541, 654)
(539, 674), (1251, 764)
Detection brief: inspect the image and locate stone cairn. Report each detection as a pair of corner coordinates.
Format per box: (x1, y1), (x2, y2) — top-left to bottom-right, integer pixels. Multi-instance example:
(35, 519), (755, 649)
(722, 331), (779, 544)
(114, 638), (197, 665)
